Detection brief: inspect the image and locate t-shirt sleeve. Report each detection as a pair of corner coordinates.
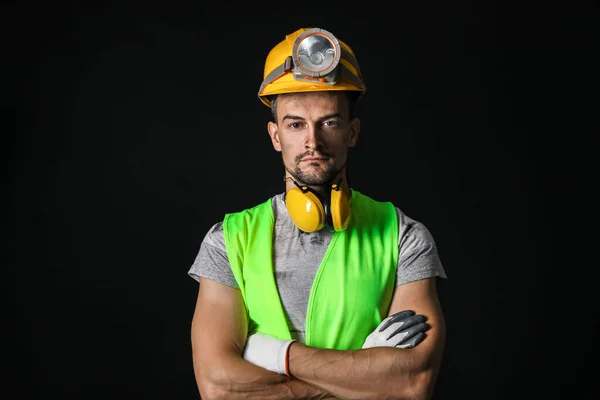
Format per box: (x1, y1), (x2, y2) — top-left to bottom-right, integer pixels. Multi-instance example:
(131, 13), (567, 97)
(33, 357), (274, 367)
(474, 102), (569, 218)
(188, 221), (239, 289)
(395, 207), (448, 286)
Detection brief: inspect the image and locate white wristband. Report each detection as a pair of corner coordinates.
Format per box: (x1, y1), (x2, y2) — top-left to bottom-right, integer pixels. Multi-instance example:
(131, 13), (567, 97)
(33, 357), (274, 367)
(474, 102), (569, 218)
(242, 332), (296, 375)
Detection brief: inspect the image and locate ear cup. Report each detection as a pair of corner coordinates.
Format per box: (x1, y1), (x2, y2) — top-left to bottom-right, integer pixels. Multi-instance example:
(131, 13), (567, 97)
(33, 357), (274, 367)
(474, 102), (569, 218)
(285, 186), (326, 232)
(330, 184), (352, 231)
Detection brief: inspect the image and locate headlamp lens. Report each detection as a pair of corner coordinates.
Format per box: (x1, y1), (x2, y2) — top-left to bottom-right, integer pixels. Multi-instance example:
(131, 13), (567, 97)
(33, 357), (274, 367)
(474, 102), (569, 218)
(293, 29), (341, 79)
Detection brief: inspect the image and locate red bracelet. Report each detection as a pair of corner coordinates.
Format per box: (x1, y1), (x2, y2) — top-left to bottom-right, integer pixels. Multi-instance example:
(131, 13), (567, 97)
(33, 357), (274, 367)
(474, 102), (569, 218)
(285, 341), (295, 377)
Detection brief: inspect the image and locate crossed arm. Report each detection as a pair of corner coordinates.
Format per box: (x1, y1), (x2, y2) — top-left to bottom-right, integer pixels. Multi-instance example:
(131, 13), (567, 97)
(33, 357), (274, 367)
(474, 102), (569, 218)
(191, 277), (445, 400)
(191, 278), (334, 399)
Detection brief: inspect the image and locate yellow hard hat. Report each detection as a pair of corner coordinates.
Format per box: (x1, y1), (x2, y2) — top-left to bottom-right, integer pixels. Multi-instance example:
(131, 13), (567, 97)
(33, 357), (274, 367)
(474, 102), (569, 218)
(258, 27), (367, 107)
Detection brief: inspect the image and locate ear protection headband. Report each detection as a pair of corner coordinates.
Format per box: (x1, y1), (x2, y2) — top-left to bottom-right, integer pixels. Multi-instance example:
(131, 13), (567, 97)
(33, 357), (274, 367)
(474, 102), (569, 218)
(285, 179), (351, 233)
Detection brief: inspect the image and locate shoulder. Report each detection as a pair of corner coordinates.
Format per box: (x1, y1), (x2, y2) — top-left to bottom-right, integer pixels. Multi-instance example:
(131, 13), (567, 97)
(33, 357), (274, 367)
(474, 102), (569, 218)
(350, 190), (398, 222)
(220, 193), (284, 238)
(202, 221), (226, 250)
(394, 207), (438, 249)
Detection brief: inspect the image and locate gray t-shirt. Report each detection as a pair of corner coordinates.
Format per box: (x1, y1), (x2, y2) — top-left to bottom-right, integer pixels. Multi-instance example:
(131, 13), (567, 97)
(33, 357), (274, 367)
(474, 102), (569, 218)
(188, 192), (447, 343)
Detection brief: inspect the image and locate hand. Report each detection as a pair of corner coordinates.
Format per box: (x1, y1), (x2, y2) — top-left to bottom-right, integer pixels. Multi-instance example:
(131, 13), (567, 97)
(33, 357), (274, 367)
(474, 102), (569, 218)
(362, 310), (429, 349)
(242, 332), (296, 375)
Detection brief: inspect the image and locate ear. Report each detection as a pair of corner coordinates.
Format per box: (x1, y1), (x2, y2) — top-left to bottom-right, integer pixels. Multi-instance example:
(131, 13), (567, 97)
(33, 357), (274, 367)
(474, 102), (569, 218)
(267, 121), (282, 152)
(348, 117), (360, 148)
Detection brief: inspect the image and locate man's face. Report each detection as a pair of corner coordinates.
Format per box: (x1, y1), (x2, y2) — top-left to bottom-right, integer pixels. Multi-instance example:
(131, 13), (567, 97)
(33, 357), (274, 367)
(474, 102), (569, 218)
(267, 91), (360, 186)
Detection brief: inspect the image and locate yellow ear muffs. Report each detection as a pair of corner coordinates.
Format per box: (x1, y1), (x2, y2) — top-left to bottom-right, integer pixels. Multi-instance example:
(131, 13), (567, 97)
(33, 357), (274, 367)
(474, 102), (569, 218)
(330, 183), (351, 231)
(285, 180), (352, 233)
(285, 185), (326, 233)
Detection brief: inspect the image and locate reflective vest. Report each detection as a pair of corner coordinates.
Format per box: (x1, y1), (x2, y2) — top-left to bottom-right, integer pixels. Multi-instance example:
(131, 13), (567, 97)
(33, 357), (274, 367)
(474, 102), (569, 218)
(223, 190), (398, 350)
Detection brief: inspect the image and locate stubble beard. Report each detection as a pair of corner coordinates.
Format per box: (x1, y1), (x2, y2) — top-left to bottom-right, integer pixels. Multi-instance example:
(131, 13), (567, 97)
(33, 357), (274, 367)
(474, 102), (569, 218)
(290, 160), (337, 186)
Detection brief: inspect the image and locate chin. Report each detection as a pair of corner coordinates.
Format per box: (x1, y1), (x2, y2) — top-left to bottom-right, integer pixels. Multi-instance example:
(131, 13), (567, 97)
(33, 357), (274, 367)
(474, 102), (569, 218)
(304, 173), (336, 186)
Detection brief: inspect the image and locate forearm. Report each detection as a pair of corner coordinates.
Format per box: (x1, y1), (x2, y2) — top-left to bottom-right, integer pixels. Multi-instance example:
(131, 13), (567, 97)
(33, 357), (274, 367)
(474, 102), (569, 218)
(288, 344), (435, 400)
(196, 352), (337, 400)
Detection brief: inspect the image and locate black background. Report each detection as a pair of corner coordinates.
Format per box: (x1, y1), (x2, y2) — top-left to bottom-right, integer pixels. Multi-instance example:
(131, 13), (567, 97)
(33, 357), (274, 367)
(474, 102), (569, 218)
(3, 1), (598, 399)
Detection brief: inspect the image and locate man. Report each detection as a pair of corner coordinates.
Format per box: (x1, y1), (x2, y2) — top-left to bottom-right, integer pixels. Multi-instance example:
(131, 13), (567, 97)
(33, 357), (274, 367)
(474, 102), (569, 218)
(189, 27), (448, 399)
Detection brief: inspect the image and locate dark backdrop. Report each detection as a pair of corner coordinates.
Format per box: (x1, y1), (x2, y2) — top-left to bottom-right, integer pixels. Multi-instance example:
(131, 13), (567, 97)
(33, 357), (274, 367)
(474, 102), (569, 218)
(4, 1), (597, 399)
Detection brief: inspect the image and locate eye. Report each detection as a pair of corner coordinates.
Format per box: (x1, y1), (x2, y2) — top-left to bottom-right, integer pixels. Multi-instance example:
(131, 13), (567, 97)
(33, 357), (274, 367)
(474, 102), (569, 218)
(323, 120), (339, 127)
(288, 122), (302, 130)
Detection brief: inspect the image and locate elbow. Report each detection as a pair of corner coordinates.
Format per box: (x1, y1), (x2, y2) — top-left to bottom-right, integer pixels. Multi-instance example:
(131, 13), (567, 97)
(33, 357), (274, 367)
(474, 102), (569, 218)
(396, 369), (437, 400)
(367, 366), (435, 400)
(193, 354), (235, 400)
(195, 370), (232, 400)
(199, 384), (229, 400)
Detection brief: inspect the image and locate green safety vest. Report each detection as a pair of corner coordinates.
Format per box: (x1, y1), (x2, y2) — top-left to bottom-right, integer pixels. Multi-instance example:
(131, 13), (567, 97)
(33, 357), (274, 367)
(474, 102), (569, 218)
(223, 190), (399, 350)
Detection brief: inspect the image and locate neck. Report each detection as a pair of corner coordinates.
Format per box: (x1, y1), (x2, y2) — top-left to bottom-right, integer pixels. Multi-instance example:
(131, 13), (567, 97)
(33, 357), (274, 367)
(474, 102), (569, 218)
(284, 169), (350, 199)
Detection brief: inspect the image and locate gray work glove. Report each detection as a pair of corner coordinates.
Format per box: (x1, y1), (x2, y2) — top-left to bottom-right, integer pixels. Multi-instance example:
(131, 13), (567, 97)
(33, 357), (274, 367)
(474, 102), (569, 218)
(362, 310), (430, 349)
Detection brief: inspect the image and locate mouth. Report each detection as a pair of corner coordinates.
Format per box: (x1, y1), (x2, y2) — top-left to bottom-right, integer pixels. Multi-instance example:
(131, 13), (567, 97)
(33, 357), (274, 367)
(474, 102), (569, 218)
(301, 157), (328, 162)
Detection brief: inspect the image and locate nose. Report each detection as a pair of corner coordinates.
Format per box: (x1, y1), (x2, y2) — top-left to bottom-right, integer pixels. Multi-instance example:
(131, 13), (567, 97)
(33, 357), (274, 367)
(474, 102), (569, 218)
(304, 125), (322, 150)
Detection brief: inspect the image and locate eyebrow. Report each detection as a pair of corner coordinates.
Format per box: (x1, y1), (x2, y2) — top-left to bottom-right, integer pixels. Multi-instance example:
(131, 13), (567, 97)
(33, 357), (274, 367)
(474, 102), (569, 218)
(282, 113), (343, 123)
